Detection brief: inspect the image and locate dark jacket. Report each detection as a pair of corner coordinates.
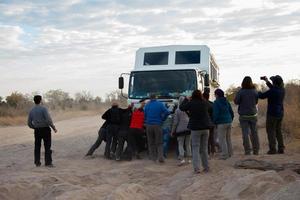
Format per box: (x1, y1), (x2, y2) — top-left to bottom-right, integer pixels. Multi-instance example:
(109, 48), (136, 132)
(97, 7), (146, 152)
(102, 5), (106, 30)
(119, 107), (132, 131)
(102, 106), (122, 125)
(179, 98), (211, 130)
(234, 89), (258, 116)
(213, 97), (234, 124)
(258, 81), (285, 118)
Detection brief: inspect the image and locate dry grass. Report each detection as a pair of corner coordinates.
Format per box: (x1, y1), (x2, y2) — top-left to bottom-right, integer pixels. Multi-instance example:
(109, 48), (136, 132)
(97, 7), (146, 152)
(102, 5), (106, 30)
(0, 106), (108, 127)
(0, 116), (27, 126)
(282, 82), (300, 139)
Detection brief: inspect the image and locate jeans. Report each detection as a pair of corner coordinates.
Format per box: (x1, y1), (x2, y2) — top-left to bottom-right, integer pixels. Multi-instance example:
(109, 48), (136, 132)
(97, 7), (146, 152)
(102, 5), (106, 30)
(266, 115), (284, 152)
(146, 125), (164, 161)
(163, 128), (171, 157)
(34, 127), (52, 165)
(239, 117), (260, 154)
(177, 134), (191, 159)
(86, 127), (106, 156)
(217, 123), (233, 159)
(191, 130), (209, 171)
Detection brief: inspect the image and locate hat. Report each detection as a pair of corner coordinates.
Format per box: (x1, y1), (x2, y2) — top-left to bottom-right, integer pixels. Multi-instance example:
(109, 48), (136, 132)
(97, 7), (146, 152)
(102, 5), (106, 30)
(214, 89), (224, 97)
(270, 75), (284, 87)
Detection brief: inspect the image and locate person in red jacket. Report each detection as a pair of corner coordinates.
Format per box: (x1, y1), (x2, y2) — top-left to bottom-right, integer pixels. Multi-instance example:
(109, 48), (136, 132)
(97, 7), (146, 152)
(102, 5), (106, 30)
(128, 99), (146, 159)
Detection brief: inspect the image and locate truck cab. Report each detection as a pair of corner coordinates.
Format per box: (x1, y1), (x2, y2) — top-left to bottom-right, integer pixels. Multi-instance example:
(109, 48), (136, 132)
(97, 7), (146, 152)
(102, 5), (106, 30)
(119, 45), (220, 105)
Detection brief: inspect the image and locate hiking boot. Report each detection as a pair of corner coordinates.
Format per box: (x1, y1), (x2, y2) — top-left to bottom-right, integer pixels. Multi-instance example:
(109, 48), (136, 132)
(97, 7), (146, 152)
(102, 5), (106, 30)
(203, 168), (209, 173)
(35, 162), (41, 167)
(278, 149), (284, 154)
(267, 150), (277, 155)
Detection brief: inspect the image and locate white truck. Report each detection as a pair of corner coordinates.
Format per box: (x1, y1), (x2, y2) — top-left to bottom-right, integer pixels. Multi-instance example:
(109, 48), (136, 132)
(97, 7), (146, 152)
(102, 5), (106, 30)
(119, 45), (220, 105)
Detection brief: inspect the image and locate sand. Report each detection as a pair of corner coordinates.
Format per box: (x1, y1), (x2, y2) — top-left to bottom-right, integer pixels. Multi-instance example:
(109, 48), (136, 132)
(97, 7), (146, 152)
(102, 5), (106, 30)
(0, 115), (299, 200)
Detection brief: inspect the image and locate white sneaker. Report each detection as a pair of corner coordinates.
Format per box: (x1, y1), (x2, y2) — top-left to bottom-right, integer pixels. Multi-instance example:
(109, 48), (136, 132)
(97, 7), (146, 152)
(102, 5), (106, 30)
(178, 159), (186, 166)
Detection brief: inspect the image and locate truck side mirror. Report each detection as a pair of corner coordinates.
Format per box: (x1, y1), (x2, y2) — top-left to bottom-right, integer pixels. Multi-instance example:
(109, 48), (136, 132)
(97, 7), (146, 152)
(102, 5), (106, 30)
(118, 77), (124, 89)
(204, 74), (209, 87)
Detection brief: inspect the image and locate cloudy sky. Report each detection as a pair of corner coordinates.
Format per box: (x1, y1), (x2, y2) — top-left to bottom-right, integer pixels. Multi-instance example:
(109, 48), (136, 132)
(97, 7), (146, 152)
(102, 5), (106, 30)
(0, 0), (300, 98)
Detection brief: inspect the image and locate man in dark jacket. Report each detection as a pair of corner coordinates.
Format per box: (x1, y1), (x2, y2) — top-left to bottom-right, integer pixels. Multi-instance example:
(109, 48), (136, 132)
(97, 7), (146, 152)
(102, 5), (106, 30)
(259, 75), (285, 154)
(28, 95), (57, 167)
(102, 102), (122, 159)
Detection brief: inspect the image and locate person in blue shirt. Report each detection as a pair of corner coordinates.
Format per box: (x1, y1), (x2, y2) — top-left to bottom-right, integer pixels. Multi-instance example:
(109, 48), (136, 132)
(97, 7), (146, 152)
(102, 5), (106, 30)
(144, 94), (170, 163)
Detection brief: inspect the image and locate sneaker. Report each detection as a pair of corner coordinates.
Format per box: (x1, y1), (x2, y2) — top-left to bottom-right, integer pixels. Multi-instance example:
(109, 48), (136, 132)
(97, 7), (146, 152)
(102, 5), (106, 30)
(178, 159), (186, 166)
(158, 158), (165, 163)
(203, 168), (209, 173)
(115, 157), (121, 161)
(245, 152), (251, 155)
(194, 169), (201, 174)
(136, 154), (142, 160)
(253, 151), (259, 155)
(35, 163), (41, 167)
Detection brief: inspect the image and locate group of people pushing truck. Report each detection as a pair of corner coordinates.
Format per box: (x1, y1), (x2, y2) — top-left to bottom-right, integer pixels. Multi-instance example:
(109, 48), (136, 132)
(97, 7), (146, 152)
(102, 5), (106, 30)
(28, 75), (285, 174)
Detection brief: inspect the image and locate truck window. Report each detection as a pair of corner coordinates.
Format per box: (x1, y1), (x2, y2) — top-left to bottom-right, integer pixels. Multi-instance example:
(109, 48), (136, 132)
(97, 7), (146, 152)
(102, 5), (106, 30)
(144, 52), (169, 65)
(175, 51), (200, 64)
(129, 70), (197, 99)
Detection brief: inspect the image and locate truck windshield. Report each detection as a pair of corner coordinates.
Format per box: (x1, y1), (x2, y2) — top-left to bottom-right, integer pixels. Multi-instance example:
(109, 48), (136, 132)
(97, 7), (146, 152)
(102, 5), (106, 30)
(129, 70), (197, 99)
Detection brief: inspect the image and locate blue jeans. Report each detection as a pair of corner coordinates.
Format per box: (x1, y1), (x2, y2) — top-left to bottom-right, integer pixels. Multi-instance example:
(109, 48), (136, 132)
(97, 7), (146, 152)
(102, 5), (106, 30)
(163, 128), (171, 157)
(191, 130), (209, 171)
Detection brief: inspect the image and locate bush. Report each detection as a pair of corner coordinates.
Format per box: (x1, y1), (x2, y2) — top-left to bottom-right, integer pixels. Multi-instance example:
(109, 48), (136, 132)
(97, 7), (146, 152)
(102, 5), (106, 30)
(282, 80), (300, 138)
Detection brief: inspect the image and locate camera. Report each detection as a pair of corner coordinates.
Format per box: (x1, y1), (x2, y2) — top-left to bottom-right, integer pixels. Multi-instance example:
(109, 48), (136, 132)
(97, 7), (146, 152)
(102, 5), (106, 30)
(260, 76), (267, 80)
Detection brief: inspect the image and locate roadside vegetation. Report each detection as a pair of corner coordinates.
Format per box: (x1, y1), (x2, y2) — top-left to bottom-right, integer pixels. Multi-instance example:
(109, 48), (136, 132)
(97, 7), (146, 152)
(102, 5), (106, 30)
(0, 90), (127, 126)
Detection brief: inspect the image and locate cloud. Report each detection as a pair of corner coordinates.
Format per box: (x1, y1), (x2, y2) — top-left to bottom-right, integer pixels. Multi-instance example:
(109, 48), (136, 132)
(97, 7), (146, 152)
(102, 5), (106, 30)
(0, 0), (300, 97)
(0, 25), (25, 51)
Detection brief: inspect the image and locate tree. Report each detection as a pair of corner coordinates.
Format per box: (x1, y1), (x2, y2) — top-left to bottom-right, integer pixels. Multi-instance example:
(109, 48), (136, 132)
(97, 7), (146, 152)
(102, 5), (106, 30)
(44, 89), (72, 110)
(105, 90), (127, 107)
(94, 96), (102, 105)
(75, 91), (93, 104)
(6, 92), (29, 108)
(225, 85), (240, 102)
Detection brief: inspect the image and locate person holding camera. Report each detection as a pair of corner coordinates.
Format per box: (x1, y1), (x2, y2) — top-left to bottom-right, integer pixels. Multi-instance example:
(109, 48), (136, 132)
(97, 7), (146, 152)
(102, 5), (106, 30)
(234, 76), (260, 155)
(259, 75), (285, 154)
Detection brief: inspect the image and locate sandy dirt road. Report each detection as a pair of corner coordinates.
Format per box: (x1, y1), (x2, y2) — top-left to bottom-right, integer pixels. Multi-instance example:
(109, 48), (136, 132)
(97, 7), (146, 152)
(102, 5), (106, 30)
(0, 115), (299, 200)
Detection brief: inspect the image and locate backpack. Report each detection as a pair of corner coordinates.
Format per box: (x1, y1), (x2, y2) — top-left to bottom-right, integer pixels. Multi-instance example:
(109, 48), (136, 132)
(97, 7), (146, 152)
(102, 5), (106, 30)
(110, 107), (121, 124)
